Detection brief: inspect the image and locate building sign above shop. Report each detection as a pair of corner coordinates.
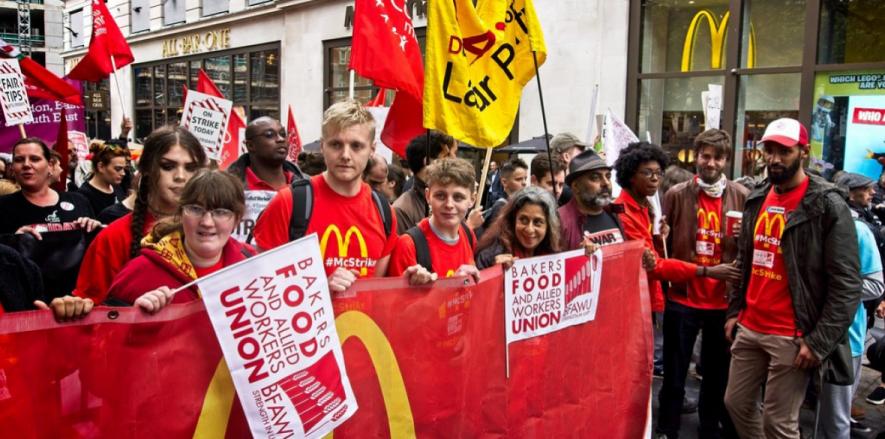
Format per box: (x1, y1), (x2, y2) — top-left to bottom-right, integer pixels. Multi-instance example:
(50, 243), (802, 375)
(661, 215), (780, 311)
(344, 0), (426, 28)
(84, 90), (109, 111)
(162, 28), (231, 58)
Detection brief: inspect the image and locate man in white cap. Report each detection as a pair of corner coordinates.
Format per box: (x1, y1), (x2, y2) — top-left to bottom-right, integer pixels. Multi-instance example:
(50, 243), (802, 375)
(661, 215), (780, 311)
(723, 118), (861, 439)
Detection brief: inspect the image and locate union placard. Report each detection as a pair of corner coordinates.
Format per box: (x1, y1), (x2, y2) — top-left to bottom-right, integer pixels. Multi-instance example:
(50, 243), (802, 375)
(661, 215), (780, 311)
(0, 59), (33, 126)
(195, 234), (358, 439)
(504, 248), (603, 345)
(180, 89), (232, 161)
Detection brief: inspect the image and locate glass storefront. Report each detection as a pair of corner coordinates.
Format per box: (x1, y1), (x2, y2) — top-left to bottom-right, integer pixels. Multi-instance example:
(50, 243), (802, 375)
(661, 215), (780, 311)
(132, 43), (280, 141)
(628, 0), (885, 177)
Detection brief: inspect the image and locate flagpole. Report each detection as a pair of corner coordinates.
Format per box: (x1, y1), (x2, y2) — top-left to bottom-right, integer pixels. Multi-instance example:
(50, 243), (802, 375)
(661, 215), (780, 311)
(348, 70), (355, 100)
(109, 56), (129, 122)
(18, 124), (26, 139)
(531, 51), (557, 201)
(585, 84), (599, 145)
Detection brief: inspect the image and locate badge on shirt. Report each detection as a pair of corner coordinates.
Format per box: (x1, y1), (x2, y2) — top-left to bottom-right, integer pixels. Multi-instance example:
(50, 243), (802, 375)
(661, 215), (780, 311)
(696, 241), (715, 256)
(752, 249), (775, 269)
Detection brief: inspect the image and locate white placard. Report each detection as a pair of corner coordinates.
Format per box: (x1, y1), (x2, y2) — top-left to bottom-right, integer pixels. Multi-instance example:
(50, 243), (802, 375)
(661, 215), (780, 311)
(365, 106), (394, 162)
(180, 89), (233, 161)
(0, 59), (33, 126)
(231, 189), (276, 244)
(706, 84), (722, 130)
(196, 234), (358, 439)
(505, 248), (603, 345)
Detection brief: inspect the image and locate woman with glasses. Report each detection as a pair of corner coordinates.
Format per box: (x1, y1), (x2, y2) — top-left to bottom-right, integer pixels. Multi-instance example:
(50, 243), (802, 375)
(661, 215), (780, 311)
(106, 170), (251, 312)
(77, 140), (131, 215)
(73, 126), (208, 305)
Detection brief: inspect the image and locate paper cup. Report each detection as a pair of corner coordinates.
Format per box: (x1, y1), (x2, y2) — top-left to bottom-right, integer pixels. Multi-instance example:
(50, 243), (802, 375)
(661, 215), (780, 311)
(725, 211), (742, 237)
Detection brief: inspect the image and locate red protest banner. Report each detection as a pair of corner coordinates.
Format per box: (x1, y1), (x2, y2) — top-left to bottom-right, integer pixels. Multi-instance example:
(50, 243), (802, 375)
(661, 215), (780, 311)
(0, 241), (650, 437)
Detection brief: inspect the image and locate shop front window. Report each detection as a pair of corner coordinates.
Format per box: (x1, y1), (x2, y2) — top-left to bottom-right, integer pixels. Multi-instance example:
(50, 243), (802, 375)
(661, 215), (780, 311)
(818, 0), (885, 65)
(734, 73), (801, 176)
(133, 44), (281, 141)
(641, 0), (730, 74)
(740, 0), (805, 68)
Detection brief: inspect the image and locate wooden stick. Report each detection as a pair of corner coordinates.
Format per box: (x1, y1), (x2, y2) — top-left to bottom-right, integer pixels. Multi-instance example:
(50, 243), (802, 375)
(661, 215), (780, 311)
(110, 56), (128, 121)
(474, 147), (494, 213)
(18, 124), (26, 139)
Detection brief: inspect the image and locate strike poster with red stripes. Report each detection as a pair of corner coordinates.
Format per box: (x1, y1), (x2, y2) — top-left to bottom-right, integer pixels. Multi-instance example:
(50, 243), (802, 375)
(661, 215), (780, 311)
(0, 241), (650, 438)
(180, 89), (233, 161)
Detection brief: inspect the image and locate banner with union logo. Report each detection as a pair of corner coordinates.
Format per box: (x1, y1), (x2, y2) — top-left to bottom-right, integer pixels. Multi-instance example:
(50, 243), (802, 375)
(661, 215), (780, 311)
(0, 241), (650, 437)
(423, 0), (546, 147)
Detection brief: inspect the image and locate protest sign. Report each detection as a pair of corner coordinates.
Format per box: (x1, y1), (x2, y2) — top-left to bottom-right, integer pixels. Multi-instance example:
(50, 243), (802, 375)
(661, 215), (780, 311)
(231, 190), (277, 244)
(505, 248), (603, 345)
(195, 234), (357, 439)
(0, 59), (33, 126)
(181, 89), (232, 161)
(68, 130), (89, 159)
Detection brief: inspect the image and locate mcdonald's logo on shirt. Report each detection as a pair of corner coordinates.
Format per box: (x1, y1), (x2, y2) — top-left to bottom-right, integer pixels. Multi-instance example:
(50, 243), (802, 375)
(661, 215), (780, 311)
(321, 225), (371, 277)
(753, 209), (786, 250)
(681, 10), (756, 72)
(696, 208), (722, 244)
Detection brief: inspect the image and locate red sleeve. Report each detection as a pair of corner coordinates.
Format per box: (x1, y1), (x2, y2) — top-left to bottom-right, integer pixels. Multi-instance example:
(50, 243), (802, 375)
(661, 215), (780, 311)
(73, 224), (128, 303)
(253, 188), (294, 251)
(618, 210), (648, 243)
(106, 257), (150, 304)
(381, 205), (399, 257)
(387, 234), (417, 276)
(652, 257), (698, 283)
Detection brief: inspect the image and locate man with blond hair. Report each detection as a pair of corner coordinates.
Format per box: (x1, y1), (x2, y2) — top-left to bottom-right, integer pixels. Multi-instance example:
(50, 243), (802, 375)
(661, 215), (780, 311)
(254, 100), (413, 292)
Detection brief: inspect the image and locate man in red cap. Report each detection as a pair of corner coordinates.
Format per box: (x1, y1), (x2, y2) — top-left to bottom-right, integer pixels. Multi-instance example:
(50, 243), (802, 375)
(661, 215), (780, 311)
(723, 118), (861, 438)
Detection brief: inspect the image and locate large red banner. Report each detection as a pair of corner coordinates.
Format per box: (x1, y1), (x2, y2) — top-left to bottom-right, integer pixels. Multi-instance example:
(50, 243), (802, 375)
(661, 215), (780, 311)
(0, 241), (650, 437)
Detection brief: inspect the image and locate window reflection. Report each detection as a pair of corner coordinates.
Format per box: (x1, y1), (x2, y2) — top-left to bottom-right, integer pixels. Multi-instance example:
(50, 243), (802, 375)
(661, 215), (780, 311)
(819, 0), (885, 64)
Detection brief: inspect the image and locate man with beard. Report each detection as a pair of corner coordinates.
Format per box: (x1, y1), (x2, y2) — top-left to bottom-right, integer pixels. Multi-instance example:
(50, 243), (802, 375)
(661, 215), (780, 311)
(227, 117), (306, 243)
(558, 149), (624, 249)
(724, 118), (861, 439)
(656, 129), (748, 439)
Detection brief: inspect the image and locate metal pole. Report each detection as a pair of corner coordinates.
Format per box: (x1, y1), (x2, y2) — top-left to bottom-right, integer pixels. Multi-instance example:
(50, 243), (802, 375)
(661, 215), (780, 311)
(531, 51), (557, 201)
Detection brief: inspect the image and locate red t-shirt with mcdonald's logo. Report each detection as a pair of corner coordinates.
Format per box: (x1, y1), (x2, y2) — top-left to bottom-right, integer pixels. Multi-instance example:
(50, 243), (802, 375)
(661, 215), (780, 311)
(387, 218), (476, 277)
(673, 192), (727, 310)
(253, 174), (398, 277)
(739, 177), (809, 336)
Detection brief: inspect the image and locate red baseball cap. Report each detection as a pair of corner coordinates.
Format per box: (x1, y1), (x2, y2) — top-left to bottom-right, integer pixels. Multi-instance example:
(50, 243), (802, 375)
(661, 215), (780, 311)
(760, 118), (809, 148)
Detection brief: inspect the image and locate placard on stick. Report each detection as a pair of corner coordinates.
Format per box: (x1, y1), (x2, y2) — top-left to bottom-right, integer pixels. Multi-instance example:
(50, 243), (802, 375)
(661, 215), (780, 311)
(0, 59), (34, 126)
(180, 89), (232, 161)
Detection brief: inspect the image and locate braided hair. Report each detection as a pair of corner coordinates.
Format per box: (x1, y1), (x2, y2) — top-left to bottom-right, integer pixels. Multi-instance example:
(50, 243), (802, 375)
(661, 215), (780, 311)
(129, 126), (206, 258)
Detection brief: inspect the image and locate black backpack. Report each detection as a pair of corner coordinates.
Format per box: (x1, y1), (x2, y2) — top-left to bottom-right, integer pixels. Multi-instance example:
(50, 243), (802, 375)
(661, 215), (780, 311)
(286, 179), (393, 241)
(405, 223), (475, 272)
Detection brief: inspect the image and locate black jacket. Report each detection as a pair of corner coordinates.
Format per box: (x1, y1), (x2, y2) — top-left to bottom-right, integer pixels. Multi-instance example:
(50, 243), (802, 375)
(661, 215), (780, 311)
(226, 153), (306, 184)
(0, 243), (43, 312)
(729, 174), (861, 364)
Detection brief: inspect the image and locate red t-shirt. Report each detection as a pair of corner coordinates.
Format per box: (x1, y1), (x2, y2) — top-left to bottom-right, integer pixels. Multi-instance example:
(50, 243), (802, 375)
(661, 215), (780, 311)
(739, 177), (809, 336)
(245, 166), (293, 191)
(253, 174), (398, 277)
(194, 259), (225, 278)
(387, 218), (476, 277)
(73, 212), (155, 303)
(673, 192), (727, 310)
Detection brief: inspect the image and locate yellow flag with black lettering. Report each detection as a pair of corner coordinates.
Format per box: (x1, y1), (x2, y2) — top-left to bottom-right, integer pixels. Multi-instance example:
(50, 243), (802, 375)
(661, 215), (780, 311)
(423, 0), (546, 147)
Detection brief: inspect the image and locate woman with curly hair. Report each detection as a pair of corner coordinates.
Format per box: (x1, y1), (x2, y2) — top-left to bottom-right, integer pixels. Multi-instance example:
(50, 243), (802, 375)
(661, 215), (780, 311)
(77, 139), (131, 215)
(474, 186), (565, 269)
(73, 126), (207, 304)
(613, 142), (739, 313)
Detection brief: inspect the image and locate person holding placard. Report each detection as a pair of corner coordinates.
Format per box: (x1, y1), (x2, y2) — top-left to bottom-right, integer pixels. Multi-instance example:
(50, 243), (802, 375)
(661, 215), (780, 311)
(73, 126), (208, 304)
(387, 157), (479, 284)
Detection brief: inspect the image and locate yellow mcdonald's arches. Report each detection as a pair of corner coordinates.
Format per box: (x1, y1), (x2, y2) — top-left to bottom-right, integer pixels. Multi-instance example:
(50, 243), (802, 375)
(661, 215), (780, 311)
(193, 360), (236, 439)
(330, 311), (416, 438)
(681, 10), (756, 72)
(697, 209), (721, 243)
(753, 211), (786, 249)
(193, 311), (416, 438)
(321, 225), (370, 277)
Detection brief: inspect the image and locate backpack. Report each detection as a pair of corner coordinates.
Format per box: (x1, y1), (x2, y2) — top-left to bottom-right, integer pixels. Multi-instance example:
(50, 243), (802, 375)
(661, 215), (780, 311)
(405, 223), (475, 272)
(286, 178), (393, 242)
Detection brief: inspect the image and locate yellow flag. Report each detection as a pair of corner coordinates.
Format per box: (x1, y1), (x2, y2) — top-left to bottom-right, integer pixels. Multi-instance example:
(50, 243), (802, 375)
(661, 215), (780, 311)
(423, 0), (546, 147)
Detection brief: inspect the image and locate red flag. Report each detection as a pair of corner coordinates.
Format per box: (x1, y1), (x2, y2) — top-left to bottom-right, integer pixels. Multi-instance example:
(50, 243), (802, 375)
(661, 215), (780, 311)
(51, 106), (69, 193)
(350, 0), (425, 156)
(0, 39), (82, 105)
(68, 0), (134, 82)
(367, 88), (387, 107)
(286, 105), (302, 163)
(195, 70), (244, 169)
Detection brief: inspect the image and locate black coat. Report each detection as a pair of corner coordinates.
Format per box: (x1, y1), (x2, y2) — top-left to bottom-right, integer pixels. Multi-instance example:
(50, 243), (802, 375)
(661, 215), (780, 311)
(0, 243), (43, 312)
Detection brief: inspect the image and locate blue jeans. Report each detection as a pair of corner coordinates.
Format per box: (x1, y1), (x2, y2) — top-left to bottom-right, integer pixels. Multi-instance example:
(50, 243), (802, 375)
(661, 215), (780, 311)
(656, 301), (736, 438)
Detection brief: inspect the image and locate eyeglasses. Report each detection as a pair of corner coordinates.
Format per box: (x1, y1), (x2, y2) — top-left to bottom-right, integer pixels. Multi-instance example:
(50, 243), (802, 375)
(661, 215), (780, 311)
(250, 129), (287, 140)
(637, 169), (663, 179)
(182, 204), (236, 221)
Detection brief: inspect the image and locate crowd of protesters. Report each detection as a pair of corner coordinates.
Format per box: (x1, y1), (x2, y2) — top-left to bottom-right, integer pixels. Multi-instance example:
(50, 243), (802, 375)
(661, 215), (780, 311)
(4, 99), (885, 438)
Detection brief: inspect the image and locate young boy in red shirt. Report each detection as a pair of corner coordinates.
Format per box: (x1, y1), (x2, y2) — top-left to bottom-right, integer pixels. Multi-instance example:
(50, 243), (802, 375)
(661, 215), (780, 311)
(387, 158), (480, 283)
(253, 100), (424, 292)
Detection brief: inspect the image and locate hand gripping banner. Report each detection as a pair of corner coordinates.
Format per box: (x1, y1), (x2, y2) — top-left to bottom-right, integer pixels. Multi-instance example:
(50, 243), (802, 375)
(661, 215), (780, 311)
(0, 241), (650, 437)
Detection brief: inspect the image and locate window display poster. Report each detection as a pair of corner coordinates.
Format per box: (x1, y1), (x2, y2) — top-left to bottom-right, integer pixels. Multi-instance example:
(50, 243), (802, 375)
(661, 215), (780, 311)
(811, 70), (885, 170)
(843, 95), (885, 180)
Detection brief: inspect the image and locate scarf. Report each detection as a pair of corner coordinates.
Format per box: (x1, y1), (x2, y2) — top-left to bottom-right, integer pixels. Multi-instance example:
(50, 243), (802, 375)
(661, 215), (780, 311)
(696, 175), (727, 198)
(141, 230), (199, 284)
